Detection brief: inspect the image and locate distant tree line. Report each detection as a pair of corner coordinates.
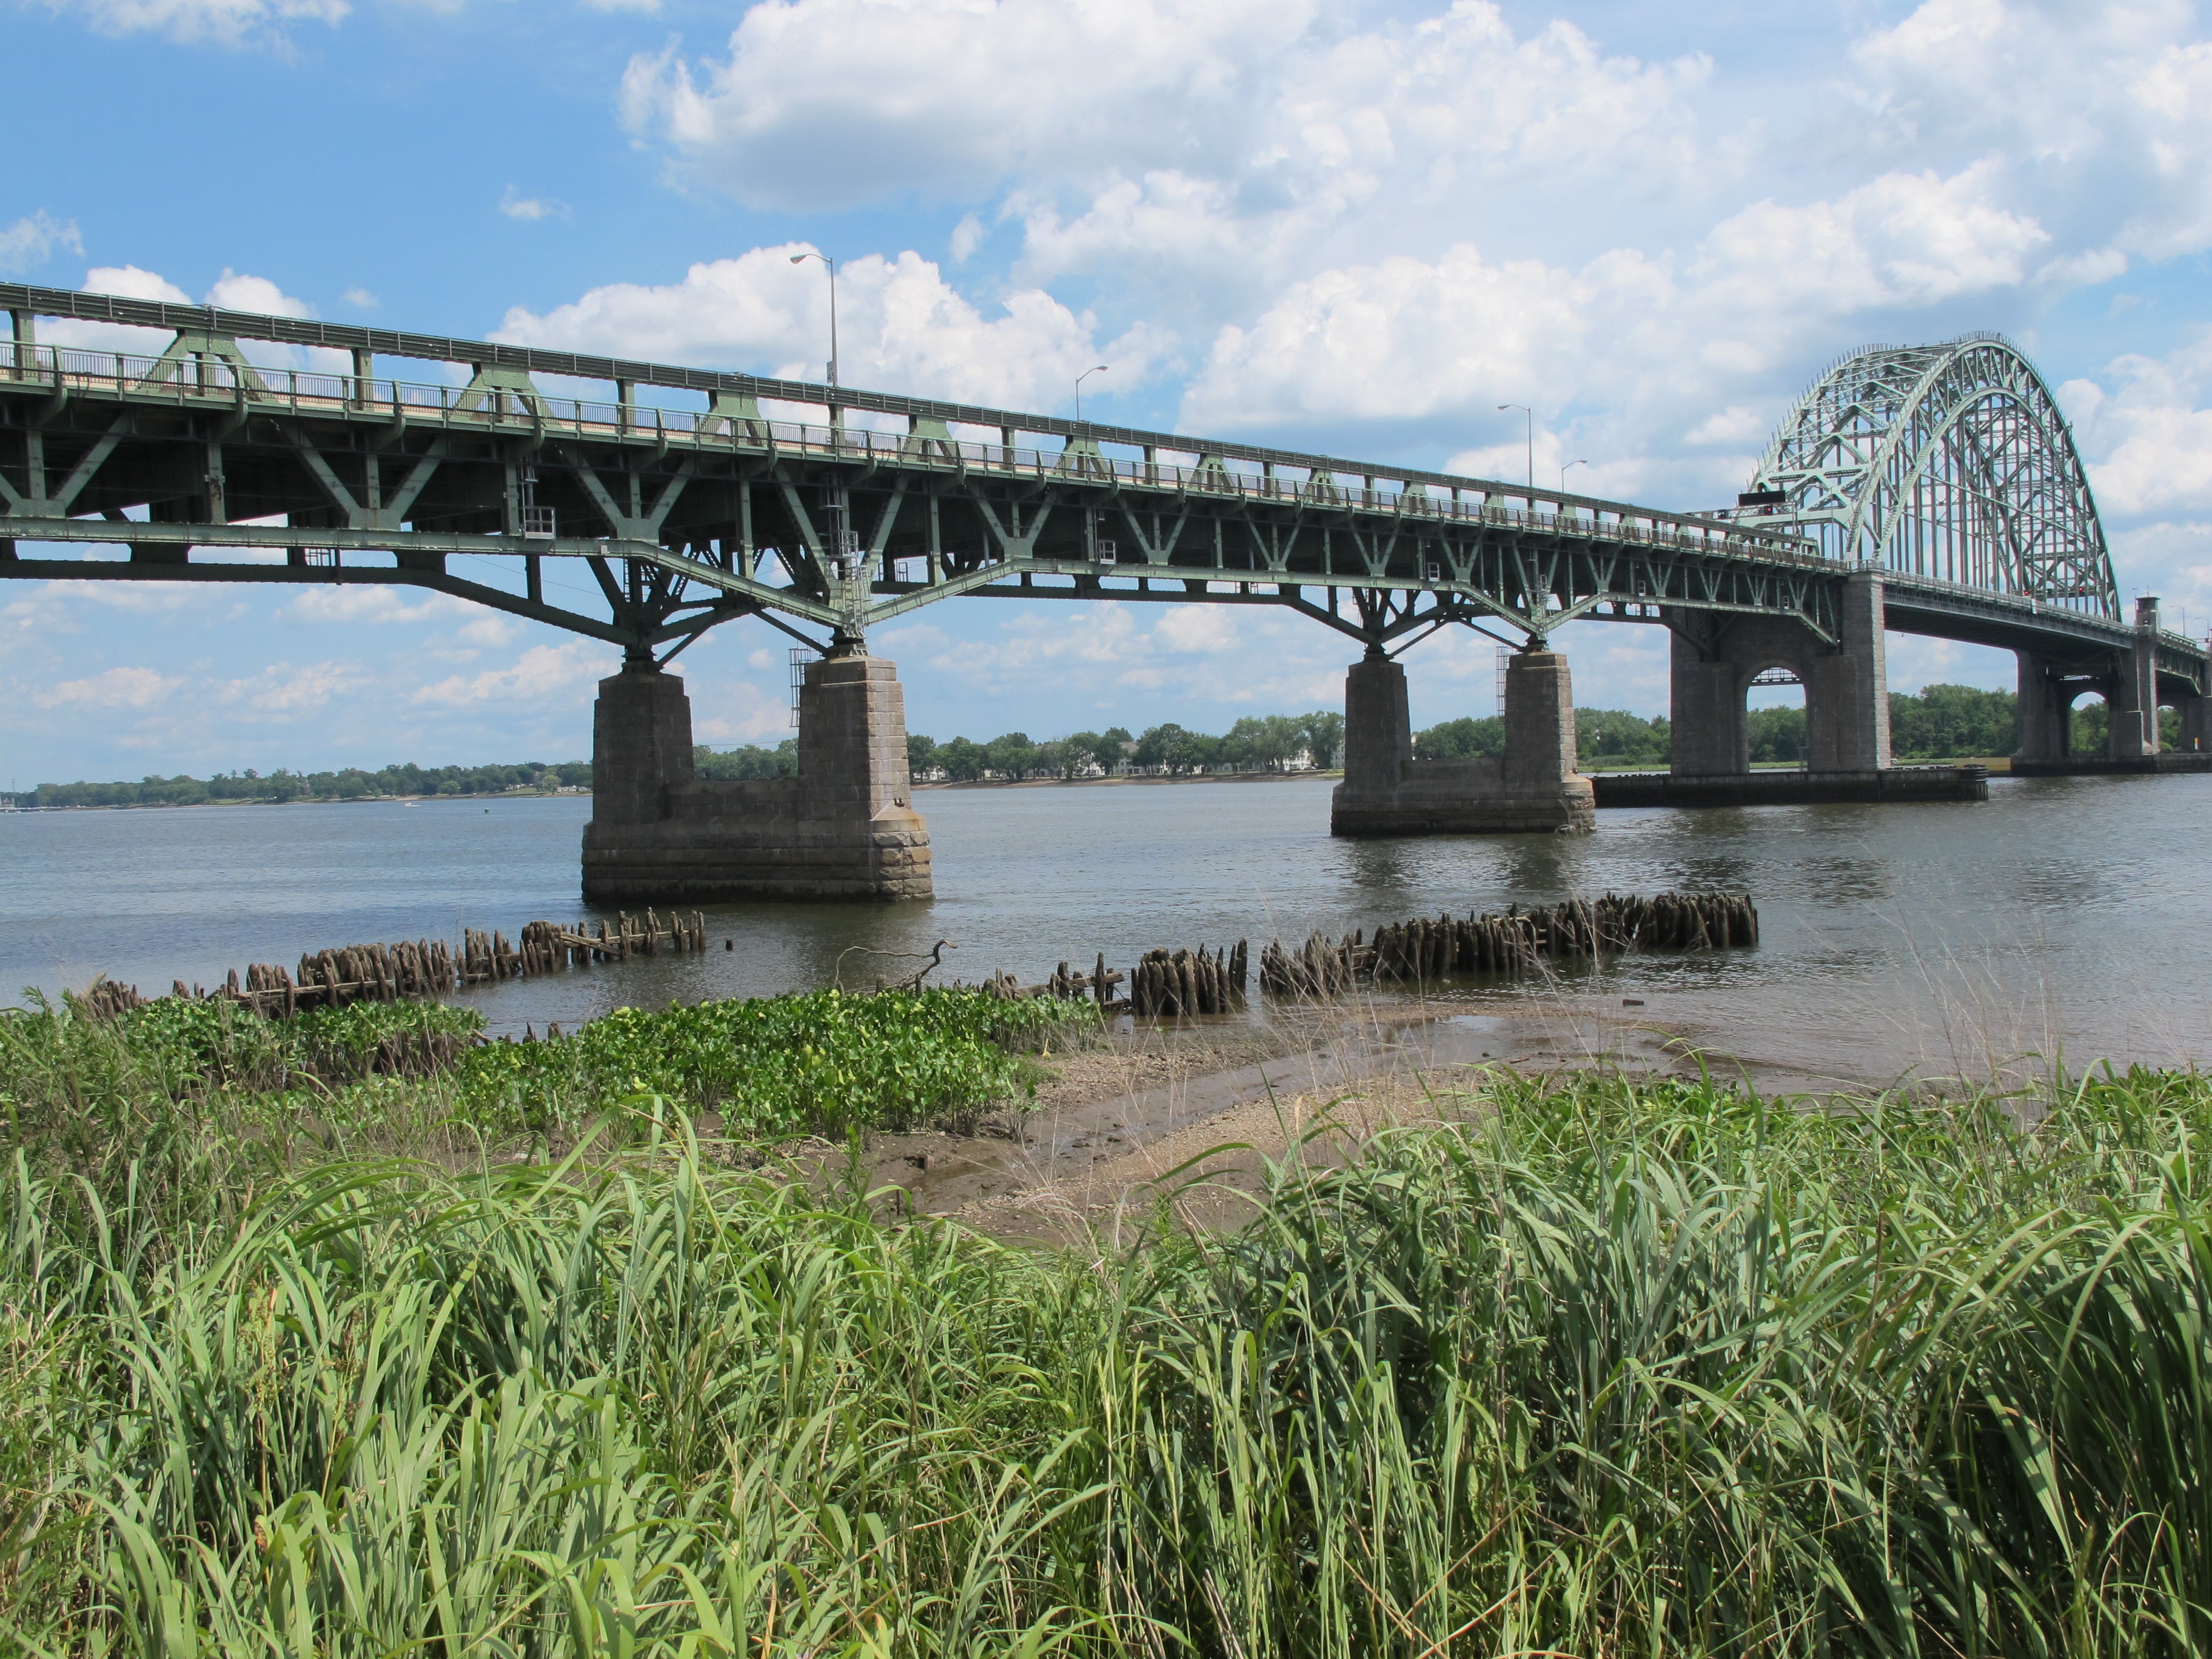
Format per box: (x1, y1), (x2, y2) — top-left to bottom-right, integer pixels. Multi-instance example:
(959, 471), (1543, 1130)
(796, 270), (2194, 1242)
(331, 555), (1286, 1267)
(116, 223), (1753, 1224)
(18, 687), (2177, 811)
(696, 712), (1349, 785)
(1413, 685), (2117, 769)
(15, 761), (591, 809)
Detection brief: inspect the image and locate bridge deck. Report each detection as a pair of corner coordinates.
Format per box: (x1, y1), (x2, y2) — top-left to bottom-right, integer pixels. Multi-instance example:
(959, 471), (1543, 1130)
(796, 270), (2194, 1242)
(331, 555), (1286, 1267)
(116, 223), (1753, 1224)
(0, 283), (2202, 692)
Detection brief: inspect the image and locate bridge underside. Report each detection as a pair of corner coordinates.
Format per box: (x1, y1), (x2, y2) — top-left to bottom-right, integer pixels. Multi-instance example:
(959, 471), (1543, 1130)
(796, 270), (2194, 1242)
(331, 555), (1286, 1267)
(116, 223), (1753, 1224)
(4, 287), (2208, 899)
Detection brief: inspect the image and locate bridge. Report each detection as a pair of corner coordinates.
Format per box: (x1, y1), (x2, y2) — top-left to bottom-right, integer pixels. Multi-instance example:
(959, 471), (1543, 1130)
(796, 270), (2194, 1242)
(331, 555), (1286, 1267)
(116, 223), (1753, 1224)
(4, 282), (2206, 901)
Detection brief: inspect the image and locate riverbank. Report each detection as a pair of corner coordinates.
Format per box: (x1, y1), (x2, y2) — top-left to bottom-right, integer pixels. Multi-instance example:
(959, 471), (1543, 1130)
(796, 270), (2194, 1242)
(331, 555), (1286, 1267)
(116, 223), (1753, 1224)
(1, 786), (588, 811)
(4, 977), (2204, 1655)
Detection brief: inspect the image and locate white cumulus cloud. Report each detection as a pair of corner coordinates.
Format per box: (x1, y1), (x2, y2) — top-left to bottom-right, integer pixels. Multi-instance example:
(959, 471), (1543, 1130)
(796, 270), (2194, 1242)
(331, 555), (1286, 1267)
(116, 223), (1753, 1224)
(30, 0), (350, 49)
(33, 665), (184, 710)
(494, 244), (1173, 411)
(0, 212), (82, 278)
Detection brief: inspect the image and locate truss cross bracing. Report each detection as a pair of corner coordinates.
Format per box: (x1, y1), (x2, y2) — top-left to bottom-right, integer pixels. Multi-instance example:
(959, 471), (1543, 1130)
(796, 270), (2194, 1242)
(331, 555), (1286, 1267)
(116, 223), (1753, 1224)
(1, 285), (2202, 693)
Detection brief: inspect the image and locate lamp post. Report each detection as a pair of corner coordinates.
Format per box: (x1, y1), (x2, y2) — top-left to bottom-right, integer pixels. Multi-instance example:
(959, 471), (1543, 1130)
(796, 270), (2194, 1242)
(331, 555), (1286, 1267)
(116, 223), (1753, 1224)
(1498, 403), (1532, 493)
(1074, 363), (1108, 421)
(1561, 459), (1587, 493)
(788, 250), (840, 424)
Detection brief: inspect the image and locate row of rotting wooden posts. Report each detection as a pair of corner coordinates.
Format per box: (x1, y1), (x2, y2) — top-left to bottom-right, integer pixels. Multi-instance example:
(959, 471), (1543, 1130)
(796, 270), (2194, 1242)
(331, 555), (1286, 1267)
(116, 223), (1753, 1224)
(98, 910), (714, 1017)
(987, 893), (1756, 1013)
(1259, 891), (1758, 997)
(973, 946), (1246, 1016)
(81, 889), (1753, 1022)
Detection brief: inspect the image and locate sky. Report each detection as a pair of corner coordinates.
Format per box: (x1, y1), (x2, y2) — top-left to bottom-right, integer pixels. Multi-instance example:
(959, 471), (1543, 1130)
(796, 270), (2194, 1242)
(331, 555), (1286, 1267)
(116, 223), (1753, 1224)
(5, 0), (2212, 782)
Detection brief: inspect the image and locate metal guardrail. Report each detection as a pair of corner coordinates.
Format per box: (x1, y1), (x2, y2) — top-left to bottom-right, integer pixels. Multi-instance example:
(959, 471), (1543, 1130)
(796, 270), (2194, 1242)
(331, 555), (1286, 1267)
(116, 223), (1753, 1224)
(0, 340), (1826, 566)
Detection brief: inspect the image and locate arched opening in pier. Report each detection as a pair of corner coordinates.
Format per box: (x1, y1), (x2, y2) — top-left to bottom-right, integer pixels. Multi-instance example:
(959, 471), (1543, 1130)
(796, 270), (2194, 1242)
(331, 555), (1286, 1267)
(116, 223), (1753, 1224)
(1745, 666), (1807, 771)
(2157, 700), (2190, 753)
(2066, 691), (2108, 757)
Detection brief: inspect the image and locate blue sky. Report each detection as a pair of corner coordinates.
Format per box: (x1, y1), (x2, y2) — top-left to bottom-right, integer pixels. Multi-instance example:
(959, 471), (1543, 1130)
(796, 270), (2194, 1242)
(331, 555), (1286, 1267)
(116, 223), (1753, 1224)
(6, 0), (2212, 782)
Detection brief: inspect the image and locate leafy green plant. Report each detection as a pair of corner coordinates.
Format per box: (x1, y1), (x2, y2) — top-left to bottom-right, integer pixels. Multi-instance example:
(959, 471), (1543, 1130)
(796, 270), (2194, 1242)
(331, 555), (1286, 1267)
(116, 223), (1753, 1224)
(457, 986), (1090, 1138)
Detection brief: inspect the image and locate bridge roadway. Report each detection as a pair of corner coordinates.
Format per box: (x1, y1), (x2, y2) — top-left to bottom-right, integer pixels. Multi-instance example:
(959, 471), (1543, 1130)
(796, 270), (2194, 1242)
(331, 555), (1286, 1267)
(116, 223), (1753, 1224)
(3, 284), (2207, 900)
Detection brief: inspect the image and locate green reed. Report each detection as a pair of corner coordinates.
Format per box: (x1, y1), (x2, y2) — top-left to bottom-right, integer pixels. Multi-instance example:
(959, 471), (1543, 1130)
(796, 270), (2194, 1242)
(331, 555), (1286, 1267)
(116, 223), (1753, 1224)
(0, 1042), (2205, 1655)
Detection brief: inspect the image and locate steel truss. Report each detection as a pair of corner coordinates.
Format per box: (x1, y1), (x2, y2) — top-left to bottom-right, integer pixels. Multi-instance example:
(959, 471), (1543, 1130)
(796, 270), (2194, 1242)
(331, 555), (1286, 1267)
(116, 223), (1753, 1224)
(1734, 333), (2120, 618)
(0, 286), (2197, 688)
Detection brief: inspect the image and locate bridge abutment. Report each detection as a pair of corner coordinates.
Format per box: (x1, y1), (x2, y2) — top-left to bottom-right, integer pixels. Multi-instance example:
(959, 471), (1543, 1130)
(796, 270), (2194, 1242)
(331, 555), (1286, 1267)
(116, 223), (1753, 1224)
(1331, 648), (1594, 836)
(581, 656), (932, 903)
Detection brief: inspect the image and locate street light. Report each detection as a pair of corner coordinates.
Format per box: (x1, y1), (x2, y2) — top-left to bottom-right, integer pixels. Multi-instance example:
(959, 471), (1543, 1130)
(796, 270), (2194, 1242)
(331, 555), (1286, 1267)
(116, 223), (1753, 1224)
(1074, 364), (1108, 421)
(1561, 459), (1587, 492)
(789, 250), (840, 422)
(1498, 403), (1532, 492)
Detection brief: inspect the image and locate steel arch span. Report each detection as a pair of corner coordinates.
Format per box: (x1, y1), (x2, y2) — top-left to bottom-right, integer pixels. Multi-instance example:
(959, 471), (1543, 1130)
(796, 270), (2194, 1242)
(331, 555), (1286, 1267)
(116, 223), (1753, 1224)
(1740, 335), (2119, 620)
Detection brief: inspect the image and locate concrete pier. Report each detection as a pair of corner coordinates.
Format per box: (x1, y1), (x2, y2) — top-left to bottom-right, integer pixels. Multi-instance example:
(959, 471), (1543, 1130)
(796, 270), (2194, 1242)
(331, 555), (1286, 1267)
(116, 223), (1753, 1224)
(2016, 596), (2210, 769)
(1669, 571), (1891, 774)
(1331, 648), (1595, 836)
(581, 655), (931, 902)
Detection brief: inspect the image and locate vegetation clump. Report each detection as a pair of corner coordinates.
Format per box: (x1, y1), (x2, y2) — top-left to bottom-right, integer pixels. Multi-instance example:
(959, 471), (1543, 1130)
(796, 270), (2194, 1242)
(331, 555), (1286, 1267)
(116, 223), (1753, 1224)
(457, 985), (1082, 1138)
(1, 985), (2207, 1654)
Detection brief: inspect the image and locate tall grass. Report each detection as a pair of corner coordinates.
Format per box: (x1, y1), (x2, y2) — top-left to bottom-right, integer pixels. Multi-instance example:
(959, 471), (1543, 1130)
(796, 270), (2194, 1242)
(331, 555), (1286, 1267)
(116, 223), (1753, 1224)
(1, 1031), (2206, 1652)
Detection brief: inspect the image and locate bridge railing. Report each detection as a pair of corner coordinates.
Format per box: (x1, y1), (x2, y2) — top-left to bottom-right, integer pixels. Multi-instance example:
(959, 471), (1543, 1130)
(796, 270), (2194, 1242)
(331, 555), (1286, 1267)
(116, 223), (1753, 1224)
(1, 340), (1823, 566)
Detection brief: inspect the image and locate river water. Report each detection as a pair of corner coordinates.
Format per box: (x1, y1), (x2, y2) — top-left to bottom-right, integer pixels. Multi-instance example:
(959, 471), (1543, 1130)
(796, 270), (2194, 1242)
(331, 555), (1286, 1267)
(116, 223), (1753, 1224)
(2, 774), (2205, 1087)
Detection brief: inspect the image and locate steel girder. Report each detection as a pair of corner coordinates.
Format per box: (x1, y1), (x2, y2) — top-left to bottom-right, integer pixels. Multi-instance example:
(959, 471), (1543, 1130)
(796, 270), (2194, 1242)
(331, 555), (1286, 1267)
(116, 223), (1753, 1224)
(0, 310), (1840, 660)
(1, 295), (2197, 689)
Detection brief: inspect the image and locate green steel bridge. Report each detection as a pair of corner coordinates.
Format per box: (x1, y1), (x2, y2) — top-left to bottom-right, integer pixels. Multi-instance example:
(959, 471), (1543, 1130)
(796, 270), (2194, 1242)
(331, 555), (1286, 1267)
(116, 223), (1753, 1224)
(2, 279), (2205, 890)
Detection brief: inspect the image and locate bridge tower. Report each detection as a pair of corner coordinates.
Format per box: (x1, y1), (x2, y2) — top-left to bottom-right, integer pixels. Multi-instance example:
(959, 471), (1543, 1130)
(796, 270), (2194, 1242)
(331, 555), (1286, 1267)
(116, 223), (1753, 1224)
(1332, 636), (1594, 836)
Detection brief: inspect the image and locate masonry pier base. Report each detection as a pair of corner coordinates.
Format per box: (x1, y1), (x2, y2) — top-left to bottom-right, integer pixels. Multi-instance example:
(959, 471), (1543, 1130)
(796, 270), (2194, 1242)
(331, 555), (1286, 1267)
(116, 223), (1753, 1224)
(1593, 766), (1988, 808)
(2014, 597), (2211, 774)
(581, 656), (932, 903)
(1331, 648), (1595, 836)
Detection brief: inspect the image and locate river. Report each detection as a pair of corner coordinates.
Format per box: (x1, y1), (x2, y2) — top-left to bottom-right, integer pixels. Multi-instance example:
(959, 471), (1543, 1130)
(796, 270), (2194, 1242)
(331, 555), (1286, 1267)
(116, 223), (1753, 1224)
(2, 773), (2205, 1087)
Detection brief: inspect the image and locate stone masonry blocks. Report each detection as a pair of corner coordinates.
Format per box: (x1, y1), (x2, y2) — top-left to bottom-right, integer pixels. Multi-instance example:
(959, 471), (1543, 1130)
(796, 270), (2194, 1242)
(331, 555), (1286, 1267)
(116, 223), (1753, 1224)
(582, 657), (932, 903)
(1667, 571), (1889, 775)
(1332, 649), (1595, 836)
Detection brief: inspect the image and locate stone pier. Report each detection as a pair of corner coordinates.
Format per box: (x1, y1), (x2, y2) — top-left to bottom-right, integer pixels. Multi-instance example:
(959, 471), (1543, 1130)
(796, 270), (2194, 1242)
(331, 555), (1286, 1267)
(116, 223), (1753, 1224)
(2015, 596), (2209, 766)
(1330, 646), (1595, 836)
(1669, 570), (1891, 775)
(581, 655), (931, 902)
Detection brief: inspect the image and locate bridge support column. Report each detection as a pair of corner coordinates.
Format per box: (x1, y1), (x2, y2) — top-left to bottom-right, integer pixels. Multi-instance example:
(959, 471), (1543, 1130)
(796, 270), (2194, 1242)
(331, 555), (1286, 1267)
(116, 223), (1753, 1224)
(2179, 691), (2211, 756)
(2109, 596), (2162, 758)
(1332, 646), (1594, 836)
(1806, 572), (1891, 771)
(581, 656), (931, 902)
(2014, 652), (2072, 763)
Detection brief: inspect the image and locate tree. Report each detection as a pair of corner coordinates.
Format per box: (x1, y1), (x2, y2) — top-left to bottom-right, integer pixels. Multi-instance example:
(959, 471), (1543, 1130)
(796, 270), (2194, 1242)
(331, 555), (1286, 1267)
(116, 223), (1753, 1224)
(1574, 708), (1669, 768)
(1164, 728), (1219, 774)
(1299, 711), (1345, 769)
(1224, 713), (1304, 771)
(2072, 700), (2108, 755)
(1413, 716), (1504, 760)
(1057, 732), (1103, 779)
(985, 732), (1039, 779)
(1889, 685), (2015, 759)
(906, 733), (939, 779)
(1747, 706), (1805, 763)
(1133, 723), (1187, 771)
(937, 737), (987, 782)
(694, 741), (798, 780)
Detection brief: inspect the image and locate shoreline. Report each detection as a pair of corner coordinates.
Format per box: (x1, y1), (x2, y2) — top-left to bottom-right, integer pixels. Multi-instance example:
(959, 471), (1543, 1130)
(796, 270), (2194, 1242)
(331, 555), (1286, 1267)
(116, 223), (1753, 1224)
(2, 789), (589, 813)
(10, 757), (2025, 813)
